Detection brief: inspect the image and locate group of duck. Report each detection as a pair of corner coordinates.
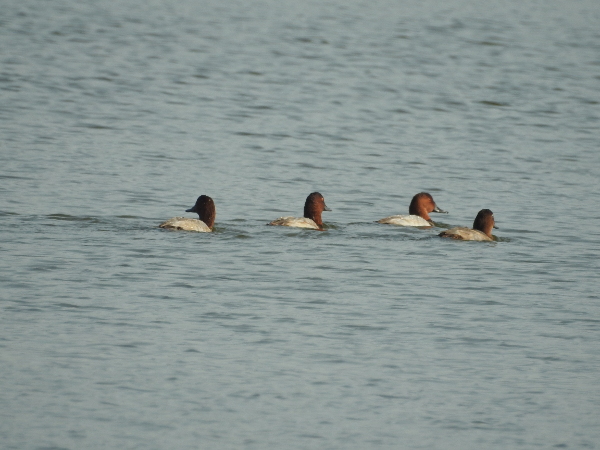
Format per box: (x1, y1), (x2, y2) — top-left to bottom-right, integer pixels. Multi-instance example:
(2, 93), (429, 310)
(159, 192), (498, 241)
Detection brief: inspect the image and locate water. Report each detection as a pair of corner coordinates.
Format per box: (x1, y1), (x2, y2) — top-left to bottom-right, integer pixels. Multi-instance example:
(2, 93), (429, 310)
(1, 0), (599, 448)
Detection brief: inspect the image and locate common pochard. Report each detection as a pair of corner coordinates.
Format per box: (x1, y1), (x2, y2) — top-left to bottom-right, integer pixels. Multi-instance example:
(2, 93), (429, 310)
(439, 209), (497, 241)
(377, 192), (447, 227)
(159, 195), (216, 232)
(269, 192), (331, 230)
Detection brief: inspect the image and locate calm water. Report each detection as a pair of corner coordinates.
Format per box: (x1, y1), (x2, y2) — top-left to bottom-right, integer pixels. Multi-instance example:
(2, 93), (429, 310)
(1, 0), (599, 448)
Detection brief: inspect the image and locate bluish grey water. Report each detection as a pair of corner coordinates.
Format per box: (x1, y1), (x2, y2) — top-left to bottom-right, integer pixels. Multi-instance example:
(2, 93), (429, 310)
(1, 0), (599, 448)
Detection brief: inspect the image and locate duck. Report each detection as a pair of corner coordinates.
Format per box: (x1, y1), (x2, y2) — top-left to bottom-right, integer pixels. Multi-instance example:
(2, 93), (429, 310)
(268, 192), (331, 230)
(159, 195), (216, 232)
(439, 209), (497, 241)
(377, 192), (447, 227)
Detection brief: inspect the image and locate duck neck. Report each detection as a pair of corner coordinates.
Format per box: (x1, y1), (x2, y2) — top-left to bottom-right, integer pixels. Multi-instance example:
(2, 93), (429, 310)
(199, 206), (216, 229)
(413, 206), (431, 221)
(481, 223), (493, 238)
(305, 209), (323, 228)
(473, 218), (493, 238)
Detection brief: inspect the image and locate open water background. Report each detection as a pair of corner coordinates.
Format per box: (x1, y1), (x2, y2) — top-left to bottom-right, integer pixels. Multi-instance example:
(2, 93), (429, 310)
(1, 0), (599, 448)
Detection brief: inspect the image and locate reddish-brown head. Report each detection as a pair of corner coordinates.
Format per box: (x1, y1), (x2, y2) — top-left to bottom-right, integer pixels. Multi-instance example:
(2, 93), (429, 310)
(303, 192), (331, 229)
(473, 209), (497, 238)
(186, 195), (216, 229)
(408, 192), (447, 221)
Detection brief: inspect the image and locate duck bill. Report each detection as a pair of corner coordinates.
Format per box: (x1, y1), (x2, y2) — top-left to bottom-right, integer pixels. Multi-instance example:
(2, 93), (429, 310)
(185, 206), (197, 213)
(323, 204), (332, 211)
(432, 206), (448, 214)
(493, 225), (499, 229)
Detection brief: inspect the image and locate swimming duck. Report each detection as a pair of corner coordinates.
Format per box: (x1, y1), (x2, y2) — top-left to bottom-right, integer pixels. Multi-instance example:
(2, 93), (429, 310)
(159, 195), (216, 232)
(269, 192), (331, 230)
(439, 209), (497, 241)
(377, 192), (447, 226)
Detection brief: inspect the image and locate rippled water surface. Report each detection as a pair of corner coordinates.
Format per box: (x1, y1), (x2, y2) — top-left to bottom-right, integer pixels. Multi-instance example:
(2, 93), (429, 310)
(1, 0), (599, 448)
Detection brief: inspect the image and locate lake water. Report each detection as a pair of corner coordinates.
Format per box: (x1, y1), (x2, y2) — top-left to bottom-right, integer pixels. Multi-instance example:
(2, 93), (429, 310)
(1, 0), (599, 448)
